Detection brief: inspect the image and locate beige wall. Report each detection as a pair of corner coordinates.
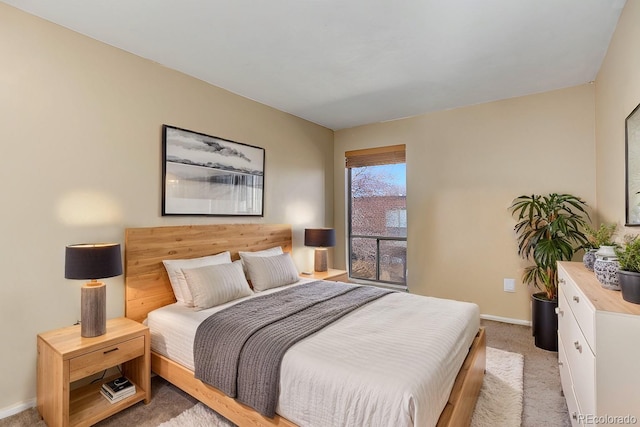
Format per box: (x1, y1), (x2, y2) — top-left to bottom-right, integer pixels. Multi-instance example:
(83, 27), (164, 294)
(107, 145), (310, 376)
(595, 0), (640, 229)
(4, 0), (638, 416)
(0, 3), (334, 411)
(335, 85), (597, 321)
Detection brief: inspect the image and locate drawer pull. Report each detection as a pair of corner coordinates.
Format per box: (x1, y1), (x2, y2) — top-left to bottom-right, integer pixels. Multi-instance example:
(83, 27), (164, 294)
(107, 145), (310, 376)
(572, 412), (577, 420)
(574, 341), (582, 353)
(558, 361), (563, 367)
(559, 278), (566, 284)
(572, 295), (580, 303)
(103, 347), (119, 355)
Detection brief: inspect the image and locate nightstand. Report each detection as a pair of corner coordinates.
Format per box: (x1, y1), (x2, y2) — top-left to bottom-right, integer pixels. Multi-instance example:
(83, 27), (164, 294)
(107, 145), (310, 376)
(302, 268), (349, 283)
(37, 317), (150, 427)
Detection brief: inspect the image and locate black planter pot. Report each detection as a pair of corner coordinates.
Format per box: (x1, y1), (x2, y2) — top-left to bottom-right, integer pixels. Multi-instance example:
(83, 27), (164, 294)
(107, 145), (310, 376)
(531, 292), (558, 352)
(618, 270), (640, 304)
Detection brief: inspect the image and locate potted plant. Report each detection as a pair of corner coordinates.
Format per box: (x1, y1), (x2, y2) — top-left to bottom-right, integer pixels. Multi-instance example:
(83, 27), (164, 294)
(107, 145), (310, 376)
(583, 223), (617, 271)
(509, 193), (590, 351)
(615, 235), (640, 304)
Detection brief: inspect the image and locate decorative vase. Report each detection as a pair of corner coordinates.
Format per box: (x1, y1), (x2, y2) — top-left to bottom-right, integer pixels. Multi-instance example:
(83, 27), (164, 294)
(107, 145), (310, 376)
(618, 270), (640, 304)
(582, 249), (597, 271)
(594, 246), (620, 290)
(596, 245), (617, 258)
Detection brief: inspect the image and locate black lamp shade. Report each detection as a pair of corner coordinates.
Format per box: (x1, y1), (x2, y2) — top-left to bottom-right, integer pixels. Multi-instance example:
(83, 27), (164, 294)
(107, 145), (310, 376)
(65, 243), (123, 280)
(304, 228), (336, 248)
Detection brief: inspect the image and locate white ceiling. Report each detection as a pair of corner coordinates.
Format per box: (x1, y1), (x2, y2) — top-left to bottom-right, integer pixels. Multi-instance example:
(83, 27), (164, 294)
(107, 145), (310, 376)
(4, 0), (626, 130)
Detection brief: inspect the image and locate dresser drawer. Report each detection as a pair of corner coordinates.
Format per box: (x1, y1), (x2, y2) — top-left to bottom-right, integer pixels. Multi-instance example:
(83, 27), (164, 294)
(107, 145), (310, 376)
(69, 336), (145, 382)
(559, 291), (595, 415)
(559, 269), (595, 351)
(559, 336), (583, 427)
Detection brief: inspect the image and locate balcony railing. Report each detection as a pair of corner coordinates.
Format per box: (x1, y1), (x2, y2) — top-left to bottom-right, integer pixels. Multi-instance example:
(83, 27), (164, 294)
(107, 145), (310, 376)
(349, 235), (407, 286)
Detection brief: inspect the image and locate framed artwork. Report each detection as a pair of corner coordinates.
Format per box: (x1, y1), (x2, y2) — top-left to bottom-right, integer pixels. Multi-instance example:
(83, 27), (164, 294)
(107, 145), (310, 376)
(162, 125), (265, 216)
(626, 103), (640, 226)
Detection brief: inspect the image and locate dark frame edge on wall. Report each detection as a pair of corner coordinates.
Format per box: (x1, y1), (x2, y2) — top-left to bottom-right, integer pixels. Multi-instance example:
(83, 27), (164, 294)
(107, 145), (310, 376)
(625, 103), (640, 226)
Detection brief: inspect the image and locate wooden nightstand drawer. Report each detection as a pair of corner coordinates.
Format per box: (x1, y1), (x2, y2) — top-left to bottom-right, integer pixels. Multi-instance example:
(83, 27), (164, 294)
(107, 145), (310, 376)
(38, 318), (150, 427)
(302, 269), (348, 283)
(69, 336), (145, 382)
(326, 273), (348, 282)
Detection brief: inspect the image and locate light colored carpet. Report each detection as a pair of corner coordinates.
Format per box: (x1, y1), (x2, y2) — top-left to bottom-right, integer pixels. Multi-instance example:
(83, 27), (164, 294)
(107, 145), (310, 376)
(158, 346), (523, 427)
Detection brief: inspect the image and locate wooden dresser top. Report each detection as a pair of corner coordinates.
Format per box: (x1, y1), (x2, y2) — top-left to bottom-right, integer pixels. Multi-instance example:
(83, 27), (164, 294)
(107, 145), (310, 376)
(559, 262), (640, 316)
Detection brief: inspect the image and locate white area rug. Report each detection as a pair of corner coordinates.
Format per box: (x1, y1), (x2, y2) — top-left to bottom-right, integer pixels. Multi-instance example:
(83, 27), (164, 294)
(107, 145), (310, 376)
(471, 347), (524, 427)
(159, 346), (523, 427)
(158, 402), (234, 427)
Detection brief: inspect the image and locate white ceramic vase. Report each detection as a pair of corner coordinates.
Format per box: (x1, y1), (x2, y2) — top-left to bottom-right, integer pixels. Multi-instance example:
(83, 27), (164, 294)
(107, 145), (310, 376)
(596, 245), (617, 258)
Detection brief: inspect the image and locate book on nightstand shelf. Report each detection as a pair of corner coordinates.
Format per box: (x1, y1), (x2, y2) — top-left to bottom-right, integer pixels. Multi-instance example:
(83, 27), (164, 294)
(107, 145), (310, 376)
(101, 376), (136, 403)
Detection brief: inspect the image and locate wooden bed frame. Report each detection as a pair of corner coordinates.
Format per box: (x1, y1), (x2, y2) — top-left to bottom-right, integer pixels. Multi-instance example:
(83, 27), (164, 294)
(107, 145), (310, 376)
(124, 223), (485, 427)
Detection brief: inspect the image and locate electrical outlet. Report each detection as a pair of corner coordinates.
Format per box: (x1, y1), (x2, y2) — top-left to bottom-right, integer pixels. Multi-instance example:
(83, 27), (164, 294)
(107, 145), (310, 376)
(504, 278), (516, 292)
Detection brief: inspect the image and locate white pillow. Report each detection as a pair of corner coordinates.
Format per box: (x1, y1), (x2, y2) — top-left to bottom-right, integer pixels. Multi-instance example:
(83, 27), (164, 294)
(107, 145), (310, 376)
(238, 246), (283, 280)
(181, 261), (253, 311)
(162, 252), (232, 306)
(243, 252), (299, 292)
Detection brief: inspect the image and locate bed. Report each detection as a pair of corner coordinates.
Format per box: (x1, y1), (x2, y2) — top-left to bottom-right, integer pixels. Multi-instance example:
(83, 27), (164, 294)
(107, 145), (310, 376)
(124, 224), (485, 427)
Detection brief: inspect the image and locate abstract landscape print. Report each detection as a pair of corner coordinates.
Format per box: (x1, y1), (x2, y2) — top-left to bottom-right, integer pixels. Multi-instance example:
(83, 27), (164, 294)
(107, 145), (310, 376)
(162, 125), (265, 216)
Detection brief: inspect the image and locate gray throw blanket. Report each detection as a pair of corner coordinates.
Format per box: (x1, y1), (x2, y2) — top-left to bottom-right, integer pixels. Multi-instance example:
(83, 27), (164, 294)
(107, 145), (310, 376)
(194, 281), (393, 417)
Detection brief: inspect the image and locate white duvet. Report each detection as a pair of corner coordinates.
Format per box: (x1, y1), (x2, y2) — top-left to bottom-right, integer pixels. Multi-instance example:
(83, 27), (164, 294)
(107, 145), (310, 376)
(147, 280), (480, 427)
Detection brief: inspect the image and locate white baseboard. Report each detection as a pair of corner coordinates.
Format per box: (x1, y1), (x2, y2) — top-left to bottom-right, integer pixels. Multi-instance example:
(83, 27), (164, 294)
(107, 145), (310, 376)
(481, 313), (531, 327)
(0, 398), (36, 420)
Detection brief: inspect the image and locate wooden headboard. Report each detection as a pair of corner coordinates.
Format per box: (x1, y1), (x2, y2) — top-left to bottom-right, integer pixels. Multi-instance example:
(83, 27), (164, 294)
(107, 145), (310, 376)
(124, 224), (292, 322)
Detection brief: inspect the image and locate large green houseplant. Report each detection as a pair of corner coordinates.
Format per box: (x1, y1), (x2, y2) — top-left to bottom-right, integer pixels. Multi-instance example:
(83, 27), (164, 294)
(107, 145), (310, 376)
(509, 193), (590, 350)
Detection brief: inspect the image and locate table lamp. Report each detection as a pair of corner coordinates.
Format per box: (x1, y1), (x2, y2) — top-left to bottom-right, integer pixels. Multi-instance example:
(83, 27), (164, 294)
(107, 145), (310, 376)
(65, 243), (123, 337)
(304, 228), (336, 272)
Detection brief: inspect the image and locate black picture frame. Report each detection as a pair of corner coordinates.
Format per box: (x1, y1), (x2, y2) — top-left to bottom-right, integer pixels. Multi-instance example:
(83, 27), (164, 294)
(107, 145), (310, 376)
(626, 103), (640, 226)
(162, 125), (265, 216)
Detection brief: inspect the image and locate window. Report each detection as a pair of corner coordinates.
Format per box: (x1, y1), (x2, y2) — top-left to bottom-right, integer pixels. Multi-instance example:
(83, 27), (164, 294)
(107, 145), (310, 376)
(346, 145), (406, 288)
(385, 208), (407, 229)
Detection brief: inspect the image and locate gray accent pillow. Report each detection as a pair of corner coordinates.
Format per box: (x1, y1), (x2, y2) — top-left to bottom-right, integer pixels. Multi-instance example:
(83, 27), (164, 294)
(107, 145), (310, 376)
(181, 260), (253, 311)
(162, 251), (232, 306)
(243, 252), (299, 292)
(239, 246), (284, 280)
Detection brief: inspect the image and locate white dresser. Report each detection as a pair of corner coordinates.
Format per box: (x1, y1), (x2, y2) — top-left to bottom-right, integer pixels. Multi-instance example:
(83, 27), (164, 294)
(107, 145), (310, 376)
(557, 262), (640, 426)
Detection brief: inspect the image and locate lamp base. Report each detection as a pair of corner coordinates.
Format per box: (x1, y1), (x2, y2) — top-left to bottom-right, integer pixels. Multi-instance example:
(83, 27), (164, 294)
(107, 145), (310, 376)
(314, 248), (328, 272)
(81, 281), (106, 337)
